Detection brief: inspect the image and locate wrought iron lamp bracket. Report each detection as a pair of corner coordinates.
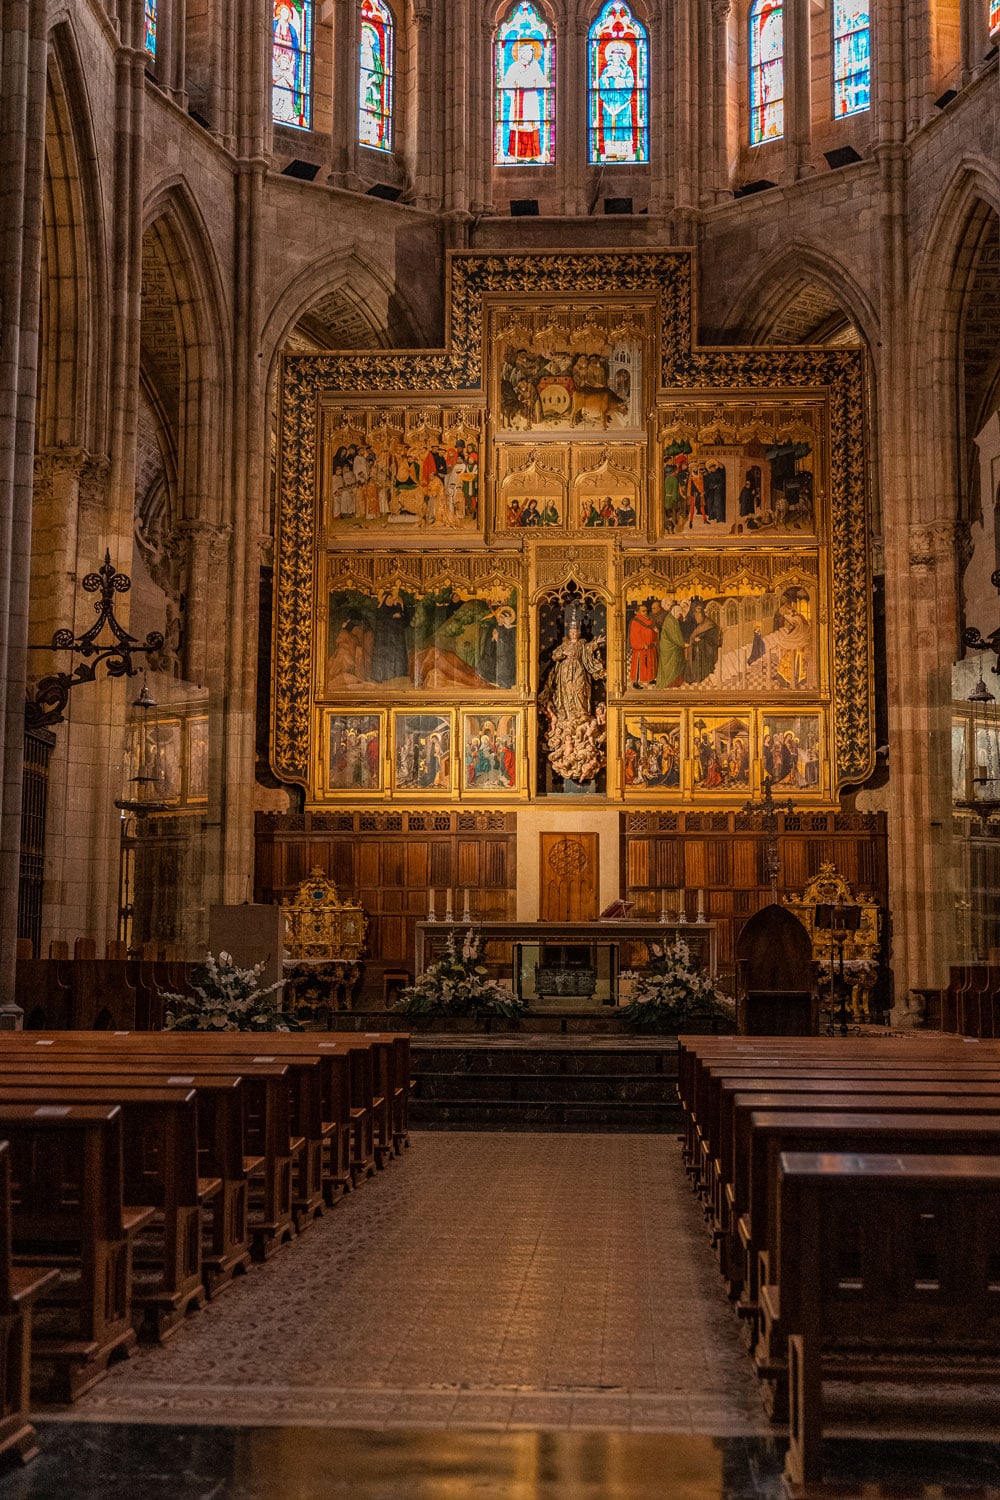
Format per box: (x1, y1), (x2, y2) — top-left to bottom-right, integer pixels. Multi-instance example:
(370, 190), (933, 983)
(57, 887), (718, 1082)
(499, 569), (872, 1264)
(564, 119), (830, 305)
(25, 553), (165, 730)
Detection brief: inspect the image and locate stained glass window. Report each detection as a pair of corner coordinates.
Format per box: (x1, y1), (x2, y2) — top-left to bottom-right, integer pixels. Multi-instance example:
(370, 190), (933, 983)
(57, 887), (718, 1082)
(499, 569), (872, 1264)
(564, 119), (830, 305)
(144, 0), (156, 58)
(749, 0), (784, 145)
(991, 0), (1000, 34)
(833, 0), (871, 116)
(494, 1), (555, 166)
(359, 0), (394, 152)
(272, 0), (312, 131)
(587, 1), (648, 165)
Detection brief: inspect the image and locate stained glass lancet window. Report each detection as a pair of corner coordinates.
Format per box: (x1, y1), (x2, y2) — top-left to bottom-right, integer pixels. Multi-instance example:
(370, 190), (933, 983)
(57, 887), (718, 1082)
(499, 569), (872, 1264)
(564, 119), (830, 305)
(587, 1), (649, 164)
(272, 0), (313, 130)
(749, 0), (783, 145)
(991, 0), (1000, 34)
(144, 0), (156, 59)
(359, 0), (394, 151)
(832, 0), (871, 116)
(494, 2), (555, 166)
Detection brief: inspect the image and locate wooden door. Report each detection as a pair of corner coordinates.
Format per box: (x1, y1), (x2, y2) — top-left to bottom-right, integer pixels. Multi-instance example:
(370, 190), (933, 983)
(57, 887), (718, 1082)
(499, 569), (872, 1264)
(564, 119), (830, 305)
(540, 833), (599, 921)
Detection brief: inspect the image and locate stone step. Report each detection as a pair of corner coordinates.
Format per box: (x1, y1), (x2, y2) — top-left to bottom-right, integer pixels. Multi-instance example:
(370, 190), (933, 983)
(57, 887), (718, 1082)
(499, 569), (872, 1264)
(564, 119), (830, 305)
(411, 1047), (679, 1078)
(409, 1099), (683, 1132)
(414, 1073), (680, 1104)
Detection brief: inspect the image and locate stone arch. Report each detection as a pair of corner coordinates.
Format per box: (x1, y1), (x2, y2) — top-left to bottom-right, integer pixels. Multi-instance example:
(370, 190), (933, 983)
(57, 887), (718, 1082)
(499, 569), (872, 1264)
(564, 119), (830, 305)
(908, 161), (1000, 535)
(727, 243), (878, 352)
(37, 18), (108, 453)
(260, 249), (423, 377)
(140, 182), (230, 530)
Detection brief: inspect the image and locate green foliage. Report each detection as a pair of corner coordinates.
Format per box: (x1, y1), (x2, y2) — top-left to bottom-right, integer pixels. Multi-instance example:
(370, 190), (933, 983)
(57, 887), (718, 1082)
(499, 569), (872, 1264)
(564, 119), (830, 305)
(394, 930), (528, 1023)
(161, 952), (302, 1033)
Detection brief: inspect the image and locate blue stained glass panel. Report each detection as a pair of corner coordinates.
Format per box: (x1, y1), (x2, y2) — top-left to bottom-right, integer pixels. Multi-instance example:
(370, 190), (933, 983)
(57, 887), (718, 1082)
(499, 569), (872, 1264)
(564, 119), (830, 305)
(833, 0), (871, 117)
(749, 0), (784, 145)
(587, 1), (649, 165)
(360, 0), (394, 152)
(144, 0), (156, 58)
(273, 0), (313, 131)
(494, 1), (555, 166)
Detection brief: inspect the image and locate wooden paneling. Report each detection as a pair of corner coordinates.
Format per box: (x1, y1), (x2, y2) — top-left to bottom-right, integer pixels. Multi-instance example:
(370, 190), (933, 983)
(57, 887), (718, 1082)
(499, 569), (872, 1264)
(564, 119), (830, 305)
(255, 811), (518, 999)
(621, 810), (889, 997)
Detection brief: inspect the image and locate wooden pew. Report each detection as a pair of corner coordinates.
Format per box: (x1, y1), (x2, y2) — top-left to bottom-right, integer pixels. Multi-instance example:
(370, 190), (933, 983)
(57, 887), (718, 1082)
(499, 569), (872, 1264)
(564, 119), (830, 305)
(699, 1065), (1000, 1226)
(0, 1142), (57, 1466)
(11, 1040), (300, 1260)
(0, 1083), (214, 1342)
(740, 1109), (1000, 1414)
(0, 1062), (250, 1303)
(775, 1151), (1000, 1493)
(0, 1104), (155, 1400)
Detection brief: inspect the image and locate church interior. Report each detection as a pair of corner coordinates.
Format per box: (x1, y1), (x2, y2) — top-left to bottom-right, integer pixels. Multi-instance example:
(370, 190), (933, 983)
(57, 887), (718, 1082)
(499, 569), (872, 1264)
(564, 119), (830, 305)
(1, 0), (1000, 1494)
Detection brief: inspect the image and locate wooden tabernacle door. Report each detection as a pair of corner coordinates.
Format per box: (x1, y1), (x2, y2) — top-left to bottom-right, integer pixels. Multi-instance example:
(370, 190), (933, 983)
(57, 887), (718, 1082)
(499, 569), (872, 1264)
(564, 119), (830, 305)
(540, 833), (599, 922)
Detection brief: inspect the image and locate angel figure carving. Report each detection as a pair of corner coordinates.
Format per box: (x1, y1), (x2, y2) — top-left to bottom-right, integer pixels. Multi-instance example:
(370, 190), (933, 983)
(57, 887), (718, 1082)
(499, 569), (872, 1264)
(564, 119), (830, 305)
(538, 607), (607, 784)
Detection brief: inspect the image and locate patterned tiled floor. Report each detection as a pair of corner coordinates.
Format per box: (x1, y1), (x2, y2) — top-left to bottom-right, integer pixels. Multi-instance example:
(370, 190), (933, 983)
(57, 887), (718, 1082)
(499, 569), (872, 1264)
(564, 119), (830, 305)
(64, 1132), (772, 1434)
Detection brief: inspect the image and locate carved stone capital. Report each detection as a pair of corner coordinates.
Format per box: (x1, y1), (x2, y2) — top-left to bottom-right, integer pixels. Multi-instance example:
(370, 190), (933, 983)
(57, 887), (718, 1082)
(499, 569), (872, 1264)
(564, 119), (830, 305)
(908, 519), (960, 574)
(711, 0), (732, 19)
(33, 448), (111, 511)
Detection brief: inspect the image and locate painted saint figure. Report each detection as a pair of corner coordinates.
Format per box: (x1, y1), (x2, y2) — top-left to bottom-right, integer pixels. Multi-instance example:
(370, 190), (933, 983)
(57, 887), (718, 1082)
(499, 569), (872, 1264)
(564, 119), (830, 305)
(597, 41), (636, 160)
(273, 0), (309, 128)
(502, 39), (547, 160)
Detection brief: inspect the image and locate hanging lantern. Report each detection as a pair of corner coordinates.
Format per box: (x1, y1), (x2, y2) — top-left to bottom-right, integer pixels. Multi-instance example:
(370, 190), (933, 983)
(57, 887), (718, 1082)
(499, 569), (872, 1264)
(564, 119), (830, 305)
(968, 668), (1000, 812)
(116, 679), (169, 818)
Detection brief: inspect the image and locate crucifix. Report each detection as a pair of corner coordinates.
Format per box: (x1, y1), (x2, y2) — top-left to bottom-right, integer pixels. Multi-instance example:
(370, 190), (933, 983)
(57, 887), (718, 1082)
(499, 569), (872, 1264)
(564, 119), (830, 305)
(742, 775), (795, 903)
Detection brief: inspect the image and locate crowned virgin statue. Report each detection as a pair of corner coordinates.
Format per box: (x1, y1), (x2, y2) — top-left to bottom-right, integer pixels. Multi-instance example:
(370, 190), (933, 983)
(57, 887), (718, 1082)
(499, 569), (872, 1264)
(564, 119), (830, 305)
(538, 603), (607, 786)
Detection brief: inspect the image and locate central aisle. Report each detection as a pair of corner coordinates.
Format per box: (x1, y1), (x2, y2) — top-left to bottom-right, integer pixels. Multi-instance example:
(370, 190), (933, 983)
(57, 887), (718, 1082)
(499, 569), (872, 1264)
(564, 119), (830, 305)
(69, 1132), (768, 1433)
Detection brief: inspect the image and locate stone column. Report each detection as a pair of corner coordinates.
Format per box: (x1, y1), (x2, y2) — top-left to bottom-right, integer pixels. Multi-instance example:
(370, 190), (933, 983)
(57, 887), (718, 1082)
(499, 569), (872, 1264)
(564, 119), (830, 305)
(784, 0), (812, 182)
(0, 0), (49, 1022)
(328, 0), (355, 186)
(706, 0), (733, 205)
(407, 4), (440, 210)
(222, 0), (269, 908)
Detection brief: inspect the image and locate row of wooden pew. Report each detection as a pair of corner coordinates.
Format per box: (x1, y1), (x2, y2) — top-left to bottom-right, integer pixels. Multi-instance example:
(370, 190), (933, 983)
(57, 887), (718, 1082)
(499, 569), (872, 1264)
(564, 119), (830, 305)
(942, 964), (1000, 1038)
(676, 1034), (1000, 1492)
(13, 955), (192, 1032)
(0, 1028), (410, 1468)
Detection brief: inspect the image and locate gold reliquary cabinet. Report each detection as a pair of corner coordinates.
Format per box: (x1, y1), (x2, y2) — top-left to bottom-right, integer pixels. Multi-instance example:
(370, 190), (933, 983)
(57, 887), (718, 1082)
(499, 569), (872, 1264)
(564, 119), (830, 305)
(281, 869), (367, 962)
(783, 862), (881, 1022)
(274, 251), (872, 811)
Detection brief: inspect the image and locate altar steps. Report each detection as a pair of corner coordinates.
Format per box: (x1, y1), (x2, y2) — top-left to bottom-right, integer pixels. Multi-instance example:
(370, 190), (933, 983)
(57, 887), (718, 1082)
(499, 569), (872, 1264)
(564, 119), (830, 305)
(409, 1038), (682, 1132)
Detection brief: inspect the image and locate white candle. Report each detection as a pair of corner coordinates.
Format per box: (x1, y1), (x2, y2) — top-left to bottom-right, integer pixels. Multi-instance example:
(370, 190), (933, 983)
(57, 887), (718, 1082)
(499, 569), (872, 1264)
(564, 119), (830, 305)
(427, 888), (436, 921)
(462, 889), (471, 923)
(445, 887), (453, 921)
(679, 890), (686, 922)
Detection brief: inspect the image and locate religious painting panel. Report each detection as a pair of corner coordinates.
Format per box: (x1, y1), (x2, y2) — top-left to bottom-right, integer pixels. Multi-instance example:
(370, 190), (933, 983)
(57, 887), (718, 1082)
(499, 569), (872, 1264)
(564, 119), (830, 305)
(536, 588), (608, 796)
(323, 556), (521, 697)
(623, 714), (682, 792)
(690, 714), (752, 793)
(622, 555), (821, 695)
(495, 445), (566, 532)
(761, 713), (822, 793)
(658, 403), (822, 541)
(323, 712), (384, 796)
(571, 445), (641, 532)
(492, 303), (648, 436)
(320, 405), (481, 536)
(392, 711), (455, 796)
(187, 716), (209, 803)
(272, 0), (312, 130)
(462, 712), (522, 795)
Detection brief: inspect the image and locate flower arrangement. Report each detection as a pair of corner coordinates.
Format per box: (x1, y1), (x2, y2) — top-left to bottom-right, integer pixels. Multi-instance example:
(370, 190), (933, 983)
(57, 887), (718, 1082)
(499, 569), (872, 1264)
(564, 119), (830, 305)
(161, 951), (302, 1032)
(394, 930), (528, 1023)
(619, 938), (734, 1032)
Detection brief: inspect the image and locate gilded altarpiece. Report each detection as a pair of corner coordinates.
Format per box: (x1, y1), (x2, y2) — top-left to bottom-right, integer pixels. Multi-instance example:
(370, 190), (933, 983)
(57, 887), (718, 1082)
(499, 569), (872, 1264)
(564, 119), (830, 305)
(274, 251), (872, 809)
